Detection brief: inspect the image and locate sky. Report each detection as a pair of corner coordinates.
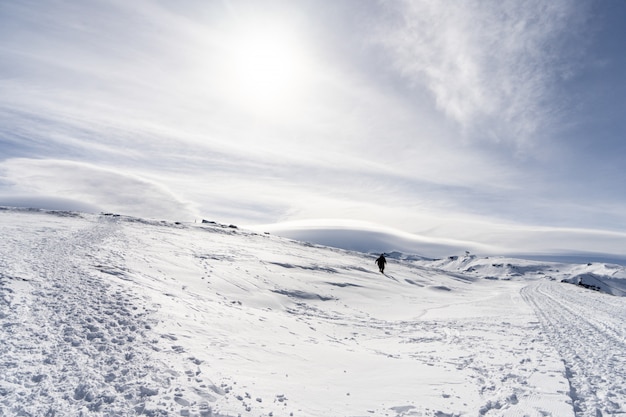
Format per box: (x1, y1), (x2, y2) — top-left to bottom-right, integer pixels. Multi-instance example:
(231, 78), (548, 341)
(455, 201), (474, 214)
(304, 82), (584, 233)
(1, 0), (625, 258)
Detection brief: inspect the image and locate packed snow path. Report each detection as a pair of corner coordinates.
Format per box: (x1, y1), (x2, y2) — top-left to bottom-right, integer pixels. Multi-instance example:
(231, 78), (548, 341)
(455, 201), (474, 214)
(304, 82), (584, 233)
(522, 281), (626, 416)
(1, 209), (626, 416)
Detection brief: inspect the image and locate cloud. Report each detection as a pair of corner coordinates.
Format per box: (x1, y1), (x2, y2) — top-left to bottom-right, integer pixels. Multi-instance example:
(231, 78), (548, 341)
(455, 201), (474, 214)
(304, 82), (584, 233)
(0, 195), (101, 213)
(1, 0), (623, 259)
(0, 158), (197, 220)
(377, 0), (590, 146)
(254, 218), (626, 260)
(252, 218), (498, 257)
(0, 0), (515, 191)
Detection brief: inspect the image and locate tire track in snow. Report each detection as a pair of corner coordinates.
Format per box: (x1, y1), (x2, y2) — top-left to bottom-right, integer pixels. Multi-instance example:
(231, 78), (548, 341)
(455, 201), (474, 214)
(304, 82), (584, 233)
(521, 281), (626, 416)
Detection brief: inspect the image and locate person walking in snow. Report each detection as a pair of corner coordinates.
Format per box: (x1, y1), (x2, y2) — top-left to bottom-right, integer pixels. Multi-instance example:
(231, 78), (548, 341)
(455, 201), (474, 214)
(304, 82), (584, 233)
(375, 253), (387, 274)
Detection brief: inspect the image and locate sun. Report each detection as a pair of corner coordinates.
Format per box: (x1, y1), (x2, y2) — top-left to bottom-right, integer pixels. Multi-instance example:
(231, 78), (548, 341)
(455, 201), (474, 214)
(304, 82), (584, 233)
(231, 31), (299, 99)
(219, 20), (311, 115)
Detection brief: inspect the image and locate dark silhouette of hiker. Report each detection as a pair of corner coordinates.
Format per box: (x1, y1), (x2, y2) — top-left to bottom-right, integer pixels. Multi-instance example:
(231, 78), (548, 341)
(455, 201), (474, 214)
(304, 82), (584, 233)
(375, 254), (387, 273)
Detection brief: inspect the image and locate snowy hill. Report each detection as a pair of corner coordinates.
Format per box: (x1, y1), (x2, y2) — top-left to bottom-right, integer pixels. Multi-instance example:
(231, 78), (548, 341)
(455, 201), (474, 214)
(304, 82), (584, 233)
(421, 253), (626, 297)
(1, 208), (626, 416)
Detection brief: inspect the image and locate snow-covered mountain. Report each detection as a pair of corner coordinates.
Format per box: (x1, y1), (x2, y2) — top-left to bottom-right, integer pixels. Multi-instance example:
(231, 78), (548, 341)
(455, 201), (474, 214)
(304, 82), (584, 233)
(1, 207), (626, 416)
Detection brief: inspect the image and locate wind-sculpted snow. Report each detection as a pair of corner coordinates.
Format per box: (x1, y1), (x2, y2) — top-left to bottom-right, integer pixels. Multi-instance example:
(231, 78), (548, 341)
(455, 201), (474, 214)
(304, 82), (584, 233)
(1, 208), (626, 416)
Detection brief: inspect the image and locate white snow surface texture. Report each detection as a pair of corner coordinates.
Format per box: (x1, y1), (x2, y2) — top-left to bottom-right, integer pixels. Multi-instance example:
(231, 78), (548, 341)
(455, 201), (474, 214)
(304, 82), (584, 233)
(1, 208), (626, 417)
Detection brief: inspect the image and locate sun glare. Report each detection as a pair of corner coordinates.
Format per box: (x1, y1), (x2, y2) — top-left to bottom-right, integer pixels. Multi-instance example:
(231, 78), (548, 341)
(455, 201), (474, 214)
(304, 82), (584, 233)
(219, 20), (311, 115)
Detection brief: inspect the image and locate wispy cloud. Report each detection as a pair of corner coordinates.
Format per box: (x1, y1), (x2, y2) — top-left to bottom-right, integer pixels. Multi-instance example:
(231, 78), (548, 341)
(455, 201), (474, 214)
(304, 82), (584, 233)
(0, 0), (517, 196)
(377, 0), (590, 146)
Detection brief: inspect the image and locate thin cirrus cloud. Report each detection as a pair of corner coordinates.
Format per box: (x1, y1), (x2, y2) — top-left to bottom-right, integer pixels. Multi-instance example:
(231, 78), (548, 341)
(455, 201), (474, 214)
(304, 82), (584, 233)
(376, 0), (589, 146)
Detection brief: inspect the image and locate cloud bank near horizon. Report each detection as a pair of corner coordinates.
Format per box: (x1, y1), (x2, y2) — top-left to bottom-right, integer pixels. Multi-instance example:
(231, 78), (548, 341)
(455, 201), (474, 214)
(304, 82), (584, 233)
(253, 219), (626, 261)
(0, 159), (197, 220)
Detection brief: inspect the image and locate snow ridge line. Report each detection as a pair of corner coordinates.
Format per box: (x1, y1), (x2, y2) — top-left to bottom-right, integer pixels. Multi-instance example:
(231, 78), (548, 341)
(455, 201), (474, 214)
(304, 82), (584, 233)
(521, 281), (626, 417)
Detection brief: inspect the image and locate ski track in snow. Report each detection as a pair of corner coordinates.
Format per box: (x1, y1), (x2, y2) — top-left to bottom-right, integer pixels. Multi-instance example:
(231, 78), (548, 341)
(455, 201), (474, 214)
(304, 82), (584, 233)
(522, 281), (626, 417)
(1, 209), (626, 417)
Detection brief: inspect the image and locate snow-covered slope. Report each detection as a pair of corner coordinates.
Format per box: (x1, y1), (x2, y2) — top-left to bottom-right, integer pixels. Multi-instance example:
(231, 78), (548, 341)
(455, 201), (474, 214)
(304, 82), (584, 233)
(1, 208), (626, 417)
(423, 253), (626, 296)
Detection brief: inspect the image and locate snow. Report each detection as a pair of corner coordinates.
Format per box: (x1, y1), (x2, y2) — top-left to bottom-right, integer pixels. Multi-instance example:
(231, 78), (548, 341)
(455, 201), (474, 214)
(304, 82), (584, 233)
(1, 208), (626, 417)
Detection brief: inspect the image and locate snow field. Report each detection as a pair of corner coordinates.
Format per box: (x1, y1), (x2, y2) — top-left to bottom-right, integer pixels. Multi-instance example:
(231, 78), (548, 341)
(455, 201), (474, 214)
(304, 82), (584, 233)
(1, 209), (626, 416)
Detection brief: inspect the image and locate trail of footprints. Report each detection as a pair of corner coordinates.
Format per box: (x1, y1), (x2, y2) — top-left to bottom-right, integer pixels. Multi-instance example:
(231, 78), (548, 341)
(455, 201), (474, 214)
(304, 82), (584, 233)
(1, 220), (222, 416)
